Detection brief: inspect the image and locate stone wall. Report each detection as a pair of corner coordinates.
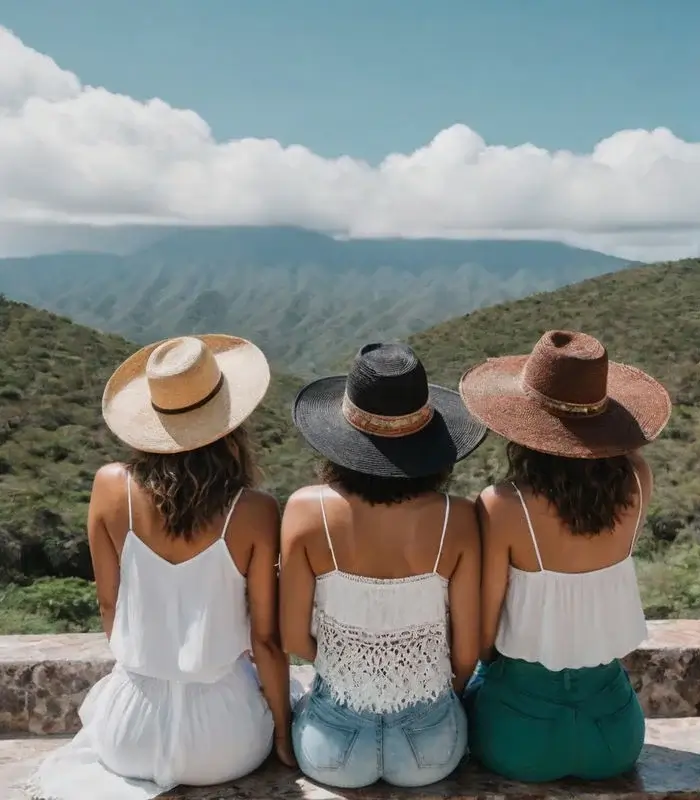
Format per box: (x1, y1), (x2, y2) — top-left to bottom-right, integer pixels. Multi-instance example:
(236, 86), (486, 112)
(1, 620), (700, 735)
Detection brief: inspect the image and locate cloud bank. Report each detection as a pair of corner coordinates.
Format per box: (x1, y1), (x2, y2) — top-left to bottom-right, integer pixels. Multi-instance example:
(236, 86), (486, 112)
(1, 26), (700, 260)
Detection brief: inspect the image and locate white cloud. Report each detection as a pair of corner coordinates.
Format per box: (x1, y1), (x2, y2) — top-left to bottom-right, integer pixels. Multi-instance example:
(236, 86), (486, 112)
(1, 26), (700, 260)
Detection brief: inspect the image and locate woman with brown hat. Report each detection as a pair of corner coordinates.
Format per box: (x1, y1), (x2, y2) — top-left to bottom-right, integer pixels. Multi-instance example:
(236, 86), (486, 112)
(30, 335), (294, 800)
(280, 342), (487, 788)
(459, 330), (671, 782)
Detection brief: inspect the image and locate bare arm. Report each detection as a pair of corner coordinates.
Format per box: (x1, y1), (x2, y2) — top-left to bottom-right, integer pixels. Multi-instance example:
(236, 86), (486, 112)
(447, 500), (481, 693)
(478, 488), (510, 662)
(87, 469), (120, 639)
(279, 494), (318, 663)
(246, 498), (293, 759)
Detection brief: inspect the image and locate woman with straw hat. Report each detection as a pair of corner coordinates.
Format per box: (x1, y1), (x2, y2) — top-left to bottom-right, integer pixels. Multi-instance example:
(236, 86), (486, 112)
(280, 342), (487, 788)
(30, 335), (295, 800)
(459, 330), (671, 782)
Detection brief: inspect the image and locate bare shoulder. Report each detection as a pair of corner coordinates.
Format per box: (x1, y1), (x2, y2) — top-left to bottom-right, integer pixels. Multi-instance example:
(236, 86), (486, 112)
(93, 462), (128, 487)
(629, 451), (653, 493)
(479, 481), (523, 511)
(282, 484), (326, 544)
(476, 482), (520, 535)
(286, 484), (325, 509)
(446, 494), (478, 531)
(238, 488), (279, 533)
(240, 487), (279, 515)
(91, 463), (128, 507)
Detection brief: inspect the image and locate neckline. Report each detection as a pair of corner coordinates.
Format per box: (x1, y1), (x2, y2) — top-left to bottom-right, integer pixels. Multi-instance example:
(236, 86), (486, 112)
(317, 569), (448, 586)
(124, 529), (244, 577)
(509, 555), (634, 578)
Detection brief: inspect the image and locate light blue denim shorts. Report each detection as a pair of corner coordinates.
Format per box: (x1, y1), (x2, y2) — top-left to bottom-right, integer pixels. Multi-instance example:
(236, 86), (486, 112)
(292, 676), (468, 789)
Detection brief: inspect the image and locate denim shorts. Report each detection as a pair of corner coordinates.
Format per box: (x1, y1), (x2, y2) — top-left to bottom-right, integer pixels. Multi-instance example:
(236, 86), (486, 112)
(292, 677), (468, 789)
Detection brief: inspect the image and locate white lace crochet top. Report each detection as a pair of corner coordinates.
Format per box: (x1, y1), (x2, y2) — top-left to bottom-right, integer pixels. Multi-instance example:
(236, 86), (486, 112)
(495, 471), (648, 672)
(311, 490), (452, 714)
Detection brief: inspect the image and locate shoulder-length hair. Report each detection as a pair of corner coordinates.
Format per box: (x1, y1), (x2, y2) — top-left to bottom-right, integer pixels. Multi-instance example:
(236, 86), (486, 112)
(505, 442), (636, 535)
(127, 425), (258, 539)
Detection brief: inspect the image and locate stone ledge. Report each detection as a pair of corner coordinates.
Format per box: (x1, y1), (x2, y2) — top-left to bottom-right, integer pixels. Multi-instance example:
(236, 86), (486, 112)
(3, 719), (700, 799)
(1, 621), (700, 734)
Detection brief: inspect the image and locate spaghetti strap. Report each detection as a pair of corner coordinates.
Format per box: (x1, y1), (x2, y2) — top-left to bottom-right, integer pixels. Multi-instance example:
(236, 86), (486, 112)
(126, 471), (134, 532)
(628, 470), (644, 557)
(320, 488), (339, 571)
(511, 482), (544, 572)
(433, 494), (451, 573)
(220, 488), (244, 540)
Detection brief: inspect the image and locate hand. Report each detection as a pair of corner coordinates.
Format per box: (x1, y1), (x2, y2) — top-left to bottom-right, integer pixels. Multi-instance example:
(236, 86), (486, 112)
(274, 733), (297, 769)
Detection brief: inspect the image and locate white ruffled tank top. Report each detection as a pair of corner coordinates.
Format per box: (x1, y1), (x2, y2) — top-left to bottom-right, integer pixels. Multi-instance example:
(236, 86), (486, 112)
(311, 489), (453, 714)
(495, 471), (648, 672)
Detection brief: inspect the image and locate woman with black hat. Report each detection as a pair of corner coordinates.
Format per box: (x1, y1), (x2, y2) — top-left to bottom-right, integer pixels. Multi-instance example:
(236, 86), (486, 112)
(459, 330), (671, 782)
(280, 342), (487, 789)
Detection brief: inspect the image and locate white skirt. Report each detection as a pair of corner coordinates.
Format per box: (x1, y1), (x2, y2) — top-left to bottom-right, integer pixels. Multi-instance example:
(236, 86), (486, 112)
(28, 660), (274, 800)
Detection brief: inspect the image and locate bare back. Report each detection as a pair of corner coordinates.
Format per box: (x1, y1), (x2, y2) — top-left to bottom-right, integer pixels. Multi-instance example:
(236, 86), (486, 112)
(299, 484), (473, 581)
(496, 455), (652, 575)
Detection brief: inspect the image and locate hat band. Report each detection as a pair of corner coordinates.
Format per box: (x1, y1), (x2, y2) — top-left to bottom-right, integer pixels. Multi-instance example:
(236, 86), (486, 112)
(521, 379), (609, 417)
(151, 374), (225, 416)
(342, 393), (434, 438)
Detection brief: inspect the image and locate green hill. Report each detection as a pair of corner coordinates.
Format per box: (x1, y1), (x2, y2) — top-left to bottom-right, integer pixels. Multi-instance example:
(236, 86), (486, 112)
(2, 258), (700, 631)
(0, 227), (631, 375)
(0, 295), (308, 587)
(408, 258), (700, 618)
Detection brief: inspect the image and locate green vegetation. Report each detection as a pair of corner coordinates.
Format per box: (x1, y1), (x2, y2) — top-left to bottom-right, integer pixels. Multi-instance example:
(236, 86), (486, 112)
(0, 578), (101, 634)
(0, 227), (628, 375)
(0, 295), (308, 588)
(2, 257), (700, 631)
(409, 258), (700, 618)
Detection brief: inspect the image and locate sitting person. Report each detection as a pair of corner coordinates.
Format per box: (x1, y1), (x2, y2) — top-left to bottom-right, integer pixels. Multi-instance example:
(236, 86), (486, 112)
(459, 330), (671, 782)
(30, 335), (294, 800)
(280, 342), (487, 788)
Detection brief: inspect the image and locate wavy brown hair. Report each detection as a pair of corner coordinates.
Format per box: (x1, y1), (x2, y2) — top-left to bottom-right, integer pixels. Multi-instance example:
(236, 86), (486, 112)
(127, 426), (259, 540)
(505, 442), (636, 535)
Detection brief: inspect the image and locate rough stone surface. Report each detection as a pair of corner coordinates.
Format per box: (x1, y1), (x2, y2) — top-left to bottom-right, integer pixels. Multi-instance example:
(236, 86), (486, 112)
(2, 719), (700, 799)
(624, 622), (700, 719)
(2, 623), (700, 735)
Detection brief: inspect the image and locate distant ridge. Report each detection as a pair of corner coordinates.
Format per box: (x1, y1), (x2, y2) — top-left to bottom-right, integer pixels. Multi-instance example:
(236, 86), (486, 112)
(0, 226), (632, 374)
(2, 258), (700, 617)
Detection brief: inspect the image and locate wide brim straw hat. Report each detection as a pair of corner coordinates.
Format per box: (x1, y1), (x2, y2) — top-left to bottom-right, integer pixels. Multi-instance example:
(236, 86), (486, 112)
(459, 330), (671, 459)
(103, 335), (270, 453)
(293, 342), (487, 478)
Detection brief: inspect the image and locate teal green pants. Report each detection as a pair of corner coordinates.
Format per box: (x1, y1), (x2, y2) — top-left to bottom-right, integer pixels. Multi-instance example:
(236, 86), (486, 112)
(470, 656), (645, 782)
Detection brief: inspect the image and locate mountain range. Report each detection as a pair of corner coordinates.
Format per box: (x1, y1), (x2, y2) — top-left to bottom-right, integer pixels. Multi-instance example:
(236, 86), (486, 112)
(0, 226), (632, 374)
(2, 257), (700, 625)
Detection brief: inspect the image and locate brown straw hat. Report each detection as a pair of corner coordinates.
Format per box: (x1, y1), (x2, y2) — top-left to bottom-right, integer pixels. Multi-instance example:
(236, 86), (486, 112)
(102, 335), (270, 454)
(459, 330), (671, 459)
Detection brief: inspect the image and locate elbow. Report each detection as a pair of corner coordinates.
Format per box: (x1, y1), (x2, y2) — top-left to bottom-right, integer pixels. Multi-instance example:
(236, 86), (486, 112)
(282, 631), (316, 664)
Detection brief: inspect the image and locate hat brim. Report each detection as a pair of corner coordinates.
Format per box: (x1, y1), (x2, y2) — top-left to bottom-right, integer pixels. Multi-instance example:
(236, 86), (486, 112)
(292, 376), (487, 478)
(102, 335), (270, 454)
(459, 355), (671, 459)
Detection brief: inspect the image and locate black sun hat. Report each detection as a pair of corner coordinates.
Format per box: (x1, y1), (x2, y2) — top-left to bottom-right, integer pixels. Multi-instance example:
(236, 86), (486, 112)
(292, 343), (487, 478)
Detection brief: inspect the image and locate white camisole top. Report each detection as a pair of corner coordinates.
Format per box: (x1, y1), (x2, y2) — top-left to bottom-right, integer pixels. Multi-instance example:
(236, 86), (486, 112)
(495, 470), (648, 672)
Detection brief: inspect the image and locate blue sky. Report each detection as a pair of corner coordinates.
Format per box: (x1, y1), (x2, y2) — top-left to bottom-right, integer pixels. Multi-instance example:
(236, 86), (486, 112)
(2, 0), (698, 162)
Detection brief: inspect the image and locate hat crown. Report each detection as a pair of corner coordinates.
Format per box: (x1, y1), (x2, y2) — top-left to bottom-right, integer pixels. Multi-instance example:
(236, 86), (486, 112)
(146, 337), (223, 413)
(522, 331), (609, 407)
(346, 343), (429, 416)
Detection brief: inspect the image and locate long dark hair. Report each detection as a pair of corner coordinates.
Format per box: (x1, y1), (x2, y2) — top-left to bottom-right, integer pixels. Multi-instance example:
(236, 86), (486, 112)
(127, 425), (258, 539)
(505, 442), (636, 535)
